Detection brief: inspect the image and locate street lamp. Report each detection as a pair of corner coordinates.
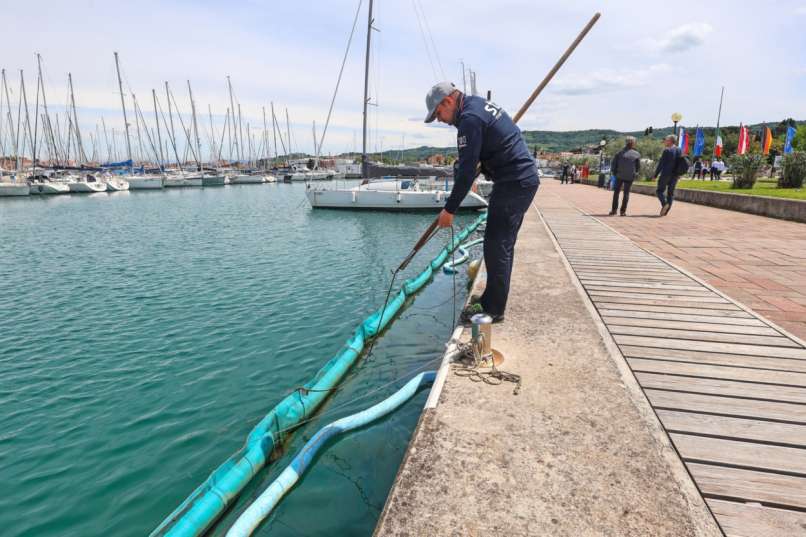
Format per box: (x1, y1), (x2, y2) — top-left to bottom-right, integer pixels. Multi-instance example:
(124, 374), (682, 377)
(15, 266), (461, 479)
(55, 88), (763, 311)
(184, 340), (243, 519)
(598, 139), (607, 187)
(671, 112), (683, 135)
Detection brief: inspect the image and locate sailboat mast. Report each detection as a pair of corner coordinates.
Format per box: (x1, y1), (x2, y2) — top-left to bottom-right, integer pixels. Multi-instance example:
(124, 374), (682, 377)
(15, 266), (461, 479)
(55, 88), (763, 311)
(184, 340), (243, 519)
(361, 0), (374, 178)
(2, 70), (18, 171)
(68, 73), (86, 164)
(113, 52), (133, 173)
(208, 104), (216, 163)
(153, 90), (165, 170)
(32, 57), (42, 176)
(237, 103), (244, 167)
(187, 80), (202, 171)
(262, 106), (268, 170)
(270, 102), (279, 166)
(285, 107), (292, 162)
(226, 76), (240, 163)
(19, 71), (32, 173)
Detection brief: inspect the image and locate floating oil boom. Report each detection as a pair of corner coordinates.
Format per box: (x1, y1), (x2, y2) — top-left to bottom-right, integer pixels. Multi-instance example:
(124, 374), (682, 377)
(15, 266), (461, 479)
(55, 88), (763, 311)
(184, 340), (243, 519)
(151, 213), (486, 537)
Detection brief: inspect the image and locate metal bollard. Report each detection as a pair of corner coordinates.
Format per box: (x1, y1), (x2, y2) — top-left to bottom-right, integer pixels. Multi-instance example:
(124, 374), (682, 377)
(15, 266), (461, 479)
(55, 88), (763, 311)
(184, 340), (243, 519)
(470, 313), (494, 363)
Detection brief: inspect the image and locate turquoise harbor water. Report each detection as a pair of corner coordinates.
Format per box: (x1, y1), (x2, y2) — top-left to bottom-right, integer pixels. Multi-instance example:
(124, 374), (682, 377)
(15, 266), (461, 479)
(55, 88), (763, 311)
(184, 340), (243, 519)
(0, 183), (476, 537)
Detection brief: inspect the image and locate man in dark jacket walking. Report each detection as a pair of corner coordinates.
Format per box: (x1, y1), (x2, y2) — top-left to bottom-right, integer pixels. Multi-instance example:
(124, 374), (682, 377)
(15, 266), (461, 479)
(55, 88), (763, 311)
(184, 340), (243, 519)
(653, 135), (682, 216)
(425, 82), (539, 323)
(609, 136), (640, 216)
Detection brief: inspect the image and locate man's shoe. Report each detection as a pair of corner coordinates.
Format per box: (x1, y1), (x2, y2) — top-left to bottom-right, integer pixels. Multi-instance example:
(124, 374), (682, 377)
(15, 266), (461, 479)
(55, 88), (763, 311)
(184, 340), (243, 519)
(608, 211), (616, 216)
(660, 203), (671, 216)
(619, 212), (626, 216)
(459, 303), (505, 325)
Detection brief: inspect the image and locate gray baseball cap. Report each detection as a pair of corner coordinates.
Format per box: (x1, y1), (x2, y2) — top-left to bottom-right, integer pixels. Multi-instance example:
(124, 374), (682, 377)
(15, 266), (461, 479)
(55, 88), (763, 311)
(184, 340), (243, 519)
(424, 81), (456, 123)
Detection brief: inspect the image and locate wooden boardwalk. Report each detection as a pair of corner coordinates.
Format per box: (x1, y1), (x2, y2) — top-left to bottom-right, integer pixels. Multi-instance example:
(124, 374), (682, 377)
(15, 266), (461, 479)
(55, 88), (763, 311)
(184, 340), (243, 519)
(539, 206), (806, 537)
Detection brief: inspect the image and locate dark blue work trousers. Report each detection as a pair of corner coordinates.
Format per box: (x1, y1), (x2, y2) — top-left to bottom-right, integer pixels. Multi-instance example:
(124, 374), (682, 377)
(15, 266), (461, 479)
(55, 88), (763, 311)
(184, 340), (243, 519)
(480, 178), (539, 317)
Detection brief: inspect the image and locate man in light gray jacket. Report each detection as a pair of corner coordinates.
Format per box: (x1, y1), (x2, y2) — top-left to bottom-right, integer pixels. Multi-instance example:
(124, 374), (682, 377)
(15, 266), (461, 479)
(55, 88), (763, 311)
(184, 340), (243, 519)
(609, 136), (641, 216)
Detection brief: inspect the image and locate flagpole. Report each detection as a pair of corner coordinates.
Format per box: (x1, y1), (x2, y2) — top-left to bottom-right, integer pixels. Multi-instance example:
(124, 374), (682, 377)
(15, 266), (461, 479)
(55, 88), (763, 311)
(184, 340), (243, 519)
(713, 86), (724, 157)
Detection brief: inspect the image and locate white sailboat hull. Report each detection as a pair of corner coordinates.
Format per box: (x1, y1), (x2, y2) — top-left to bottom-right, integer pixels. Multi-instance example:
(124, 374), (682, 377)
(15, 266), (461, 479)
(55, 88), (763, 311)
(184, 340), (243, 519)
(229, 174), (265, 184)
(165, 176), (203, 187)
(68, 181), (107, 193)
(128, 177), (165, 189)
(202, 175), (226, 187)
(105, 179), (130, 191)
(0, 183), (30, 196)
(306, 188), (488, 211)
(29, 182), (71, 195)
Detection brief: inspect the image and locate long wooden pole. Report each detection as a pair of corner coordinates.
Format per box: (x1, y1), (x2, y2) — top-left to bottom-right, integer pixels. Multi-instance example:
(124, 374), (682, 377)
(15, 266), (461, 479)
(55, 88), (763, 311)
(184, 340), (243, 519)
(512, 12), (601, 124)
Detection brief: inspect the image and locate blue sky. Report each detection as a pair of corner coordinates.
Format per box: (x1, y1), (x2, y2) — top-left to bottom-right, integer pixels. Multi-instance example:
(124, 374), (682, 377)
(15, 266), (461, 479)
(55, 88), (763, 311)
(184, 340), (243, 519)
(2, 0), (805, 160)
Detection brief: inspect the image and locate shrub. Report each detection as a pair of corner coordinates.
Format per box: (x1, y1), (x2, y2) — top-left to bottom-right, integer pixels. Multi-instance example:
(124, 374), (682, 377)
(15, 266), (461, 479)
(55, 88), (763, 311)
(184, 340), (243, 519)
(727, 154), (763, 189)
(780, 152), (806, 188)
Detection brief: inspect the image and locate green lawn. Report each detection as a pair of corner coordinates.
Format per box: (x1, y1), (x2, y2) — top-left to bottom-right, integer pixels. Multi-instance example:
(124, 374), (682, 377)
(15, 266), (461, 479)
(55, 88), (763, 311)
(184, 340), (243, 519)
(637, 178), (806, 200)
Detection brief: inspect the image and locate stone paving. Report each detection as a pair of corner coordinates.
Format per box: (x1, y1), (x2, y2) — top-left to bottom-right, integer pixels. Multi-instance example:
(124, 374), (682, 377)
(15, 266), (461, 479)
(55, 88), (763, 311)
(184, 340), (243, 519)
(545, 180), (806, 340)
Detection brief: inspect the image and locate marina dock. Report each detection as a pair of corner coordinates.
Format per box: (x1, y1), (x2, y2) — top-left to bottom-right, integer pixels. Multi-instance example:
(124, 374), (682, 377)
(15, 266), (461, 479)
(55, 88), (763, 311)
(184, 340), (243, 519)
(375, 181), (806, 536)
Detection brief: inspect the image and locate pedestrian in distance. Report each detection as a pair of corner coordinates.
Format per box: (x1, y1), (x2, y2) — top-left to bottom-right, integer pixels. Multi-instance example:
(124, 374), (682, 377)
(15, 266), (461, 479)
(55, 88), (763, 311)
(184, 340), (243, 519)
(560, 162), (570, 184)
(424, 81), (539, 324)
(691, 158), (702, 179)
(652, 134), (686, 216)
(609, 136), (641, 216)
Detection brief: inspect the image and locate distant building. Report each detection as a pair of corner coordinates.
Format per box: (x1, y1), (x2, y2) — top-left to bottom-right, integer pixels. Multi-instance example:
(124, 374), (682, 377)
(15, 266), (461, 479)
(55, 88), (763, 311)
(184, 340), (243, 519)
(426, 154), (445, 166)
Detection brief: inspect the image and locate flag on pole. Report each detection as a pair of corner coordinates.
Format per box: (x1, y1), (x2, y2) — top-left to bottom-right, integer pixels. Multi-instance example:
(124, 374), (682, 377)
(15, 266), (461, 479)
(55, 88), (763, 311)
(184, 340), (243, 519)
(762, 126), (773, 155)
(737, 124), (749, 155)
(715, 135), (723, 157)
(784, 126), (796, 154)
(677, 127), (690, 154)
(693, 127), (705, 156)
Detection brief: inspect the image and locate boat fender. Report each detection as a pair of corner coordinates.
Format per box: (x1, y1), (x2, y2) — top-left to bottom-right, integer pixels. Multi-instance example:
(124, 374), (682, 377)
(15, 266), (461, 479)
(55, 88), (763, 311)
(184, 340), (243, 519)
(351, 191), (357, 203)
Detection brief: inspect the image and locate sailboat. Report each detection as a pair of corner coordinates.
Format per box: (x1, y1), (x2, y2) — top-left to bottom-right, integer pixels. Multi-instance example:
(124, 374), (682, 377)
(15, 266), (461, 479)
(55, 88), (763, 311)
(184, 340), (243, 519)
(0, 71), (29, 196)
(306, 0), (487, 212)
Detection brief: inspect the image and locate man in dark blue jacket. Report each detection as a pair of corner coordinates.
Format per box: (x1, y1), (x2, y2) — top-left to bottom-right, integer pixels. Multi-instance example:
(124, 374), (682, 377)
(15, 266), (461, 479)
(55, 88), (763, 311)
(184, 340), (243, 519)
(653, 134), (682, 216)
(424, 82), (539, 323)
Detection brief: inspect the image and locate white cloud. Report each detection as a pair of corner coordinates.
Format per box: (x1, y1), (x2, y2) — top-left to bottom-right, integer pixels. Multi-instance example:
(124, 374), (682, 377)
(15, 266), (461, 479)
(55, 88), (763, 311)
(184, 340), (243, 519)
(644, 23), (714, 53)
(550, 64), (671, 96)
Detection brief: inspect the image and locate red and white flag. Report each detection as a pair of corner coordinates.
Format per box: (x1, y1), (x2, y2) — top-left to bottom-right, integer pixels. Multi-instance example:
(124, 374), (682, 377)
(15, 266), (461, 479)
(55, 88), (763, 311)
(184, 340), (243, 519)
(715, 135), (723, 157)
(737, 124), (750, 155)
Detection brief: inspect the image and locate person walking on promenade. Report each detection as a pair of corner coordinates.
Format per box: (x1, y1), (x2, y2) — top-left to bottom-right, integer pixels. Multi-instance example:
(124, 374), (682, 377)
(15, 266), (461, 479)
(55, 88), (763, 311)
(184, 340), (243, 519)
(653, 134), (683, 216)
(609, 136), (641, 216)
(560, 162), (570, 184)
(424, 81), (539, 323)
(691, 158), (702, 179)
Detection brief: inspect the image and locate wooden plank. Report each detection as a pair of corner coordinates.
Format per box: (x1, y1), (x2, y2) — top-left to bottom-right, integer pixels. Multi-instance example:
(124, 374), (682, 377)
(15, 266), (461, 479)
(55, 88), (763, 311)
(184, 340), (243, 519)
(577, 273), (695, 283)
(630, 358), (806, 387)
(615, 335), (806, 360)
(602, 309), (765, 326)
(587, 285), (715, 298)
(611, 326), (801, 348)
(646, 389), (806, 423)
(658, 409), (806, 447)
(597, 303), (754, 318)
(707, 498), (806, 537)
(621, 345), (806, 373)
(635, 372), (806, 404)
(689, 462), (806, 509)
(590, 290), (730, 303)
(670, 433), (806, 475)
(580, 280), (706, 291)
(603, 316), (778, 335)
(595, 297), (741, 311)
